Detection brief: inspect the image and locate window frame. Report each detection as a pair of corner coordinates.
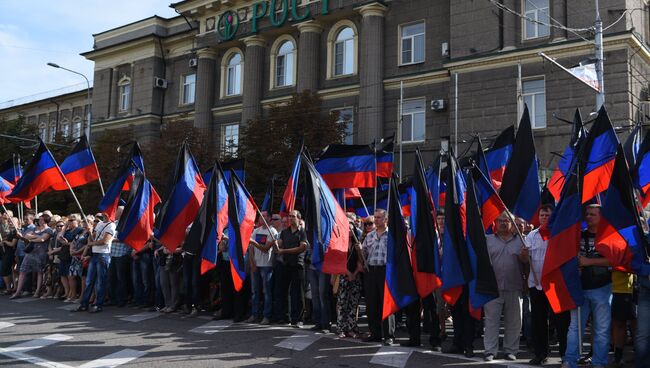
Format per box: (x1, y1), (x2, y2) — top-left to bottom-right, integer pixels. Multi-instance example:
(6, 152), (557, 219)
(221, 48), (244, 98)
(180, 73), (196, 106)
(118, 83), (131, 112)
(72, 118), (82, 138)
(326, 20), (358, 80)
(400, 97), (427, 144)
(522, 76), (547, 129)
(399, 20), (426, 66)
(331, 107), (355, 144)
(221, 122), (240, 157)
(270, 36), (297, 90)
(522, 0), (551, 40)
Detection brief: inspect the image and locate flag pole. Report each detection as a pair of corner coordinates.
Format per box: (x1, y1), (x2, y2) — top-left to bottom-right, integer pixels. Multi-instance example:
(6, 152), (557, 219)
(256, 207), (278, 241)
(358, 195), (371, 218)
(86, 137), (105, 197)
(44, 143), (87, 219)
(35, 195), (38, 214)
(373, 138), (378, 211)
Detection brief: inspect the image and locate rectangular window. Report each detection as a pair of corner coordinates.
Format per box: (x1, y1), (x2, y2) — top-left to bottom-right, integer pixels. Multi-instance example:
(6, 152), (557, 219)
(334, 38), (354, 76)
(523, 0), (550, 39)
(49, 124), (56, 142)
(227, 64), (241, 96)
(523, 78), (546, 129)
(182, 74), (196, 105)
(222, 123), (239, 157)
(335, 108), (354, 145)
(73, 121), (82, 138)
(119, 84), (131, 111)
(62, 124), (69, 138)
(401, 98), (426, 143)
(400, 22), (425, 65)
(276, 55), (287, 87)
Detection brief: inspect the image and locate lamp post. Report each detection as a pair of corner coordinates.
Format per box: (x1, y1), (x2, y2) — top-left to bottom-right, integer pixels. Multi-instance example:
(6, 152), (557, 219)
(47, 62), (92, 140)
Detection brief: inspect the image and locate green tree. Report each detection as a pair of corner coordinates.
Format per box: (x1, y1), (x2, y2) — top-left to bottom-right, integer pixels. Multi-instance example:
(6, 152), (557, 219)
(0, 115), (39, 165)
(239, 91), (346, 208)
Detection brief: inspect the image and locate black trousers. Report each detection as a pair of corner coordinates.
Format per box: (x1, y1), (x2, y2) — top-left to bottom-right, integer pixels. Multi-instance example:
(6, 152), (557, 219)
(451, 286), (475, 350)
(108, 255), (130, 306)
(405, 299), (422, 344)
(182, 253), (201, 308)
(530, 287), (571, 358)
(364, 265), (395, 339)
(218, 257), (234, 318)
(422, 294), (441, 346)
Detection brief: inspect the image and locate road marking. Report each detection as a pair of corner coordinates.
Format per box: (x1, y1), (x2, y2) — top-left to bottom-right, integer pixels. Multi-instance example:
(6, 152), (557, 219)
(79, 348), (146, 368)
(189, 320), (232, 334)
(57, 303), (80, 311)
(12, 297), (40, 303)
(2, 334), (73, 353)
(369, 346), (413, 368)
(119, 312), (159, 323)
(0, 321), (15, 330)
(275, 332), (322, 351)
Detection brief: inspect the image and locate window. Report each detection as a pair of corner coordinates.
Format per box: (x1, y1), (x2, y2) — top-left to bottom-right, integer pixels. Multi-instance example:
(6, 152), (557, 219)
(335, 108), (354, 144)
(39, 124), (47, 141)
(119, 83), (131, 111)
(401, 98), (426, 143)
(222, 123), (239, 157)
(61, 122), (70, 138)
(73, 119), (82, 138)
(523, 0), (550, 39)
(400, 22), (425, 65)
(334, 27), (355, 76)
(49, 122), (56, 142)
(226, 53), (242, 96)
(275, 41), (295, 87)
(181, 74), (196, 105)
(523, 78), (546, 129)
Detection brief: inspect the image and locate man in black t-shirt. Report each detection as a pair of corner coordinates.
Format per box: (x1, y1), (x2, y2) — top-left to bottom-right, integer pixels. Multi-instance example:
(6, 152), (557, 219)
(273, 210), (307, 327)
(564, 204), (612, 368)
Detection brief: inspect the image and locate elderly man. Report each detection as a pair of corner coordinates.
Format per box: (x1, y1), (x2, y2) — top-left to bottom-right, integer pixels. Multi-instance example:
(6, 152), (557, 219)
(483, 211), (524, 361)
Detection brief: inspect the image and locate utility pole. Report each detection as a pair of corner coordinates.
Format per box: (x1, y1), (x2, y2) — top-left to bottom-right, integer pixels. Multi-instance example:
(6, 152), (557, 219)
(594, 0), (605, 109)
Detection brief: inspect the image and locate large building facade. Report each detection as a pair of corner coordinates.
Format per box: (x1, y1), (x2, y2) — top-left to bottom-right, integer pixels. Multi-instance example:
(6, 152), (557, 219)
(5, 0), (650, 177)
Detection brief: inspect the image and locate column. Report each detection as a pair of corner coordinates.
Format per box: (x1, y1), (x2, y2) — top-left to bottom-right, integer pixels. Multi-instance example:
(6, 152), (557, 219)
(194, 48), (217, 130)
(502, 0), (517, 50)
(551, 0), (567, 41)
(296, 21), (322, 92)
(241, 36), (265, 125)
(129, 62), (135, 115)
(358, 3), (387, 144)
(109, 67), (119, 119)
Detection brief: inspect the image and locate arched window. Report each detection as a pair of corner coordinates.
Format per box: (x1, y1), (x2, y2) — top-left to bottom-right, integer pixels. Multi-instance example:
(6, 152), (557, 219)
(274, 40), (295, 88)
(327, 21), (358, 79)
(225, 52), (242, 96)
(118, 76), (131, 111)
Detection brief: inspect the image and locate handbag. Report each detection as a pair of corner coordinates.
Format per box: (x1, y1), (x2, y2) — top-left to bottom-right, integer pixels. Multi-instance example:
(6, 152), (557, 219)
(24, 242), (34, 254)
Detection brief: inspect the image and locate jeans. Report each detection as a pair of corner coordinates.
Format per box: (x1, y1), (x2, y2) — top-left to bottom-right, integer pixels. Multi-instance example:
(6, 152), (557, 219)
(564, 283), (612, 367)
(636, 277), (650, 368)
(108, 255), (130, 306)
(132, 252), (153, 305)
(160, 264), (181, 309)
(81, 253), (110, 308)
(308, 267), (331, 328)
(251, 266), (273, 319)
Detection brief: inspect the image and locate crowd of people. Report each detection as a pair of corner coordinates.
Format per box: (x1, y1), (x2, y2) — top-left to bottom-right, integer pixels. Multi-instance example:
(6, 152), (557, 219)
(0, 204), (648, 368)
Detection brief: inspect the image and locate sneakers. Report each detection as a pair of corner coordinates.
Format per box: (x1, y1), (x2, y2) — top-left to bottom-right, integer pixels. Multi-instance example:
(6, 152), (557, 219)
(89, 306), (103, 313)
(260, 318), (271, 325)
(484, 354), (494, 362)
(244, 316), (258, 323)
(383, 338), (394, 346)
(528, 356), (548, 365)
(505, 353), (517, 361)
(188, 308), (199, 317)
(291, 321), (303, 329)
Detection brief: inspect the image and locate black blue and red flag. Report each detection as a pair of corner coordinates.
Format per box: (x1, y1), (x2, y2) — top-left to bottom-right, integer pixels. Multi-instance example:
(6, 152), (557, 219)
(440, 149), (473, 306)
(409, 149), (442, 297)
(474, 139), (508, 230)
(99, 142), (145, 220)
(464, 172), (499, 319)
(632, 130), (650, 207)
(260, 180), (274, 213)
(116, 168), (161, 251)
(185, 163), (229, 274)
(580, 106), (618, 203)
(302, 154), (349, 275)
(595, 147), (641, 272)
(280, 147), (302, 216)
(0, 177), (14, 204)
(0, 156), (21, 184)
(425, 154), (443, 209)
(203, 159), (245, 185)
(548, 109), (585, 202)
(7, 140), (66, 202)
(499, 106), (541, 224)
(52, 135), (100, 191)
(155, 142), (206, 251)
(376, 135), (394, 178)
(383, 173), (419, 319)
(623, 120), (643, 168)
(315, 144), (376, 189)
(485, 125), (515, 190)
(542, 160), (584, 313)
(227, 169), (257, 291)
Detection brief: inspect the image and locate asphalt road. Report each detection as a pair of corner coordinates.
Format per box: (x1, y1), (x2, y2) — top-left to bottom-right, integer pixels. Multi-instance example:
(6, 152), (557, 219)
(0, 295), (566, 368)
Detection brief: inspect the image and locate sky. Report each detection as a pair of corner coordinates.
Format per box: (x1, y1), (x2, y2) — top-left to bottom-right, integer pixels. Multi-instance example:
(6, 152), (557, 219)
(0, 1), (177, 107)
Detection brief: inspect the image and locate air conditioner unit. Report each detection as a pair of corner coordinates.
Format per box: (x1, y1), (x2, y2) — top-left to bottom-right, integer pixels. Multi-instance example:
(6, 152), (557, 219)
(441, 42), (450, 58)
(154, 77), (168, 89)
(431, 99), (447, 111)
(189, 58), (198, 68)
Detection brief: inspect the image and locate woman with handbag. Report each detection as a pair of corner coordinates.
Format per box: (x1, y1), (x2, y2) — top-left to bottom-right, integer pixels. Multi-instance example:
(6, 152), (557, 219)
(68, 218), (93, 303)
(10, 213), (55, 299)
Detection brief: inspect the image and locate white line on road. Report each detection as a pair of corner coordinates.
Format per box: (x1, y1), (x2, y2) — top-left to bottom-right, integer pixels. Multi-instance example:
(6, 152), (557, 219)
(12, 297), (40, 303)
(275, 332), (322, 351)
(119, 312), (160, 323)
(2, 334), (73, 353)
(189, 320), (233, 334)
(0, 321), (15, 330)
(57, 303), (80, 311)
(79, 348), (147, 368)
(369, 346), (413, 368)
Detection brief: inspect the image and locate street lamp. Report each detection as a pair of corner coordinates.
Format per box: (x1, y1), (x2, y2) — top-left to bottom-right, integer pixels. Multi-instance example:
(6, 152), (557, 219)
(47, 62), (92, 140)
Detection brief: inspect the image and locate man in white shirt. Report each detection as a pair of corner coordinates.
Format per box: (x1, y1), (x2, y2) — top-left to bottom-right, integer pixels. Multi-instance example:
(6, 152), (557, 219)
(246, 212), (278, 325)
(75, 212), (116, 313)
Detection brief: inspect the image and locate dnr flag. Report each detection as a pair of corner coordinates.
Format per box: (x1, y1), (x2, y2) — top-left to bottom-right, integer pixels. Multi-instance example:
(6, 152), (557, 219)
(376, 135), (394, 178)
(548, 109), (585, 202)
(633, 130), (650, 207)
(227, 169), (257, 291)
(315, 144), (376, 189)
(52, 135), (100, 191)
(485, 125), (515, 190)
(280, 147), (302, 216)
(580, 106), (618, 203)
(7, 140), (66, 202)
(99, 142), (145, 220)
(0, 156), (21, 184)
(117, 169), (161, 252)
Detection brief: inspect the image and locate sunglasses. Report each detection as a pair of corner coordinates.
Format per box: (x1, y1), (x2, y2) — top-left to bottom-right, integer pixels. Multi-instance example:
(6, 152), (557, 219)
(271, 218), (281, 221)
(364, 222), (374, 226)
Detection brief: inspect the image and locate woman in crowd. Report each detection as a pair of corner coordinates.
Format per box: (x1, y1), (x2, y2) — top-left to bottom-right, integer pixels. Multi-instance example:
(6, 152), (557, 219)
(1, 217), (19, 294)
(68, 218), (93, 302)
(41, 219), (66, 299)
(336, 221), (364, 339)
(50, 217), (82, 300)
(158, 242), (182, 313)
(10, 213), (54, 299)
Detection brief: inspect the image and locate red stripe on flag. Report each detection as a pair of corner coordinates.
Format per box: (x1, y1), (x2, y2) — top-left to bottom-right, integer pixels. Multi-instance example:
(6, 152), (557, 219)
(642, 183), (650, 207)
(377, 162), (393, 178)
(442, 286), (462, 306)
(411, 246), (442, 298)
(547, 169), (564, 202)
(55, 164), (99, 190)
(201, 259), (216, 275)
(582, 159), (615, 203)
(595, 220), (634, 272)
(542, 268), (577, 313)
(489, 168), (506, 191)
(382, 282), (400, 320)
(230, 260), (244, 292)
(469, 305), (482, 321)
(321, 204), (349, 275)
(321, 171), (376, 189)
(159, 174), (205, 251)
(481, 194), (505, 231)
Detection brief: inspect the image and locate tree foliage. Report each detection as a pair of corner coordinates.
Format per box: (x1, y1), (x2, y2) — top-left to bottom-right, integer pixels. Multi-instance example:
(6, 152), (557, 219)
(239, 91), (346, 209)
